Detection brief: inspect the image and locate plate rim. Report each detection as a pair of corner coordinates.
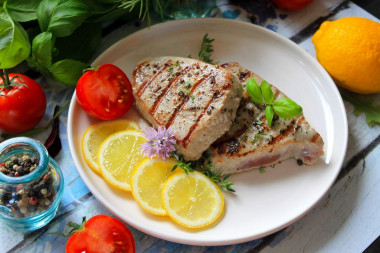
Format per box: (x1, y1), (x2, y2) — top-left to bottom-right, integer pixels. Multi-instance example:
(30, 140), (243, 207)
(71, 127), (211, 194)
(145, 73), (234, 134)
(67, 18), (348, 246)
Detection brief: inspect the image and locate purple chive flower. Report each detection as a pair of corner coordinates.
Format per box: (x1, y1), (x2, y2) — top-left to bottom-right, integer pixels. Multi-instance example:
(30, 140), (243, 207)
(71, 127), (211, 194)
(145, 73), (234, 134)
(141, 126), (176, 160)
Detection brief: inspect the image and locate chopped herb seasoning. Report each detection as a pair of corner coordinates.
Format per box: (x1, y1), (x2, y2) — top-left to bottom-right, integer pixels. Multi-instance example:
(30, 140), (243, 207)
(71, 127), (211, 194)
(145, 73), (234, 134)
(179, 88), (190, 96)
(259, 166), (265, 173)
(184, 81), (191, 88)
(251, 133), (267, 144)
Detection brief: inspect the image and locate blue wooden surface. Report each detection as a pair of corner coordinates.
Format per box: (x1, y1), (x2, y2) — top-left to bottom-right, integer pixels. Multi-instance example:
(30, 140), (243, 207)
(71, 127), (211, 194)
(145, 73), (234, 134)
(1, 0), (380, 252)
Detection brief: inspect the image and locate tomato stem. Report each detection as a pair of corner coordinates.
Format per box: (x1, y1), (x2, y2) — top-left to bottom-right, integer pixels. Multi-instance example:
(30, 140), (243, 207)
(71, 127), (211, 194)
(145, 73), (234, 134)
(84, 65), (99, 72)
(48, 216), (87, 237)
(0, 69), (10, 87)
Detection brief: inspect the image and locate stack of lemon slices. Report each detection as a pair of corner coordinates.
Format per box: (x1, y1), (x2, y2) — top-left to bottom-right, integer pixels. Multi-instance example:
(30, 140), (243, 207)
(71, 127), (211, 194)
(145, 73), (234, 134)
(82, 119), (224, 229)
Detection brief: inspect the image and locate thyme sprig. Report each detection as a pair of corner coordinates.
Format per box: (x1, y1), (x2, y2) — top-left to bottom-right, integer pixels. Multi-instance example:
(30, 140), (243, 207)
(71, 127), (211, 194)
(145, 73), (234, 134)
(170, 152), (235, 192)
(198, 33), (216, 64)
(200, 157), (235, 192)
(170, 152), (195, 175)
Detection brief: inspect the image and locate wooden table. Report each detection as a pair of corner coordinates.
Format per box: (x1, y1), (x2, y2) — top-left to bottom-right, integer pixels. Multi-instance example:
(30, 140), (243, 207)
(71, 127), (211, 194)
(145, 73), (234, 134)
(1, 0), (379, 252)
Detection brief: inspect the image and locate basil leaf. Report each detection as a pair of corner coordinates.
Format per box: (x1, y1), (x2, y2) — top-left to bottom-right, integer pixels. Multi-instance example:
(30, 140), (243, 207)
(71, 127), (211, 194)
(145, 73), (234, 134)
(260, 80), (274, 104)
(246, 77), (264, 104)
(54, 23), (101, 63)
(273, 98), (303, 119)
(5, 0), (42, 22)
(37, 0), (89, 38)
(265, 105), (274, 126)
(0, 7), (30, 69)
(48, 59), (86, 85)
(32, 32), (52, 67)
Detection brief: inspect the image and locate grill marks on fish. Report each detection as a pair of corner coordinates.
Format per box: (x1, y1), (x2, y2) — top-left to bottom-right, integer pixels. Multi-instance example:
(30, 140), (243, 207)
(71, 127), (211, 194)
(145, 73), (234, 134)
(149, 66), (191, 116)
(164, 73), (213, 131)
(132, 57), (243, 161)
(135, 60), (172, 97)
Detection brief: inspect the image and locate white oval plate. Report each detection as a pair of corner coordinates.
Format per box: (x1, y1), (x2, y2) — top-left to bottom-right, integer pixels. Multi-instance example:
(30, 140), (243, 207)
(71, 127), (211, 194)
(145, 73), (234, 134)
(68, 18), (348, 246)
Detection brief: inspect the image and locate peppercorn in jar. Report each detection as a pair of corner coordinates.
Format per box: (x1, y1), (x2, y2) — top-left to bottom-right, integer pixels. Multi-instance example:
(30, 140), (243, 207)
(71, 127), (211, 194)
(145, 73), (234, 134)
(0, 137), (64, 231)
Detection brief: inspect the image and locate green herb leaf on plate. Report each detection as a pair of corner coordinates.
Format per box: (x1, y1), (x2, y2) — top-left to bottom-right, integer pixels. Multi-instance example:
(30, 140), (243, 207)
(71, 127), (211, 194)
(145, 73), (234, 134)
(265, 105), (274, 127)
(246, 77), (264, 104)
(198, 33), (216, 64)
(273, 98), (303, 119)
(261, 80), (274, 104)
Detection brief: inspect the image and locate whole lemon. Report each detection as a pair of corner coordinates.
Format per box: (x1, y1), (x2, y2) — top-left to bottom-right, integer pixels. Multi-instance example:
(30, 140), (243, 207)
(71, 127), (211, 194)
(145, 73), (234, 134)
(312, 17), (380, 94)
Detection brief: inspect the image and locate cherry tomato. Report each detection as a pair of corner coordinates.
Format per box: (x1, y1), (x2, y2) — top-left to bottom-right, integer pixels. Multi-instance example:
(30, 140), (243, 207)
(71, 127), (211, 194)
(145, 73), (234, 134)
(66, 215), (135, 253)
(272, 0), (314, 11)
(0, 74), (46, 133)
(76, 64), (134, 120)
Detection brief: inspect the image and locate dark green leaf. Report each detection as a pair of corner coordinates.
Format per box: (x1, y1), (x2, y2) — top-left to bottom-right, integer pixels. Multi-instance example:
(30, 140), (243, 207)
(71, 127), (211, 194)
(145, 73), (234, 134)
(246, 77), (264, 104)
(0, 7), (30, 69)
(265, 105), (274, 126)
(273, 98), (303, 119)
(37, 0), (89, 37)
(340, 88), (380, 126)
(260, 80), (274, 104)
(5, 0), (42, 22)
(54, 23), (102, 63)
(32, 32), (52, 67)
(48, 59), (86, 85)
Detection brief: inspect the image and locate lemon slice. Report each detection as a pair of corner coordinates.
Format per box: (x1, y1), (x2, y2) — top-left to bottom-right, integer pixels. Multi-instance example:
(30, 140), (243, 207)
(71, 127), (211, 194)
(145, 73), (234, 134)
(131, 158), (177, 216)
(98, 130), (147, 191)
(82, 119), (140, 174)
(162, 170), (224, 228)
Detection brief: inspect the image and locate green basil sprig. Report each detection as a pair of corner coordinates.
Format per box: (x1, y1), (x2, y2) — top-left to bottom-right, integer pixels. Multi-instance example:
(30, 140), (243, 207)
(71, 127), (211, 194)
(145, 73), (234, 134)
(246, 77), (303, 126)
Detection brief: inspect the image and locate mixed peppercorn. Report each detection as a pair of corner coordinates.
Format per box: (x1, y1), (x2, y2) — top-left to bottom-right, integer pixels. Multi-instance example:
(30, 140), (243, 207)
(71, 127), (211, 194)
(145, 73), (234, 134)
(0, 154), (57, 219)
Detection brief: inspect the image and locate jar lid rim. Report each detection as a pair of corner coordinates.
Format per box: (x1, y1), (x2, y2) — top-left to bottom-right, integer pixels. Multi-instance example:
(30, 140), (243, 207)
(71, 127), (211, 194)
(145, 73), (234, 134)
(0, 137), (49, 183)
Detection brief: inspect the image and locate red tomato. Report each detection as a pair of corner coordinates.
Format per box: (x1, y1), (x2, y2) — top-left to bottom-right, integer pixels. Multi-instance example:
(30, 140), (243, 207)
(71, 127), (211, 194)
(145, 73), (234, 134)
(0, 74), (46, 133)
(66, 215), (135, 253)
(272, 0), (314, 11)
(76, 64), (134, 120)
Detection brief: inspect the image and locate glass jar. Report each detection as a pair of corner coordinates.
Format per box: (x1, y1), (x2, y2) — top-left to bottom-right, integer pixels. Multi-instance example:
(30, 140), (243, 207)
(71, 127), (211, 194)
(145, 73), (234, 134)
(0, 137), (64, 231)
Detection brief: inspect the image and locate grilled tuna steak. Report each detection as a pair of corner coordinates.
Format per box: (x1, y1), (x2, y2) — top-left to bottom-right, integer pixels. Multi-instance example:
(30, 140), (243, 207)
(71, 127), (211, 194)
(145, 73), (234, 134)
(132, 57), (243, 161)
(209, 62), (324, 175)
